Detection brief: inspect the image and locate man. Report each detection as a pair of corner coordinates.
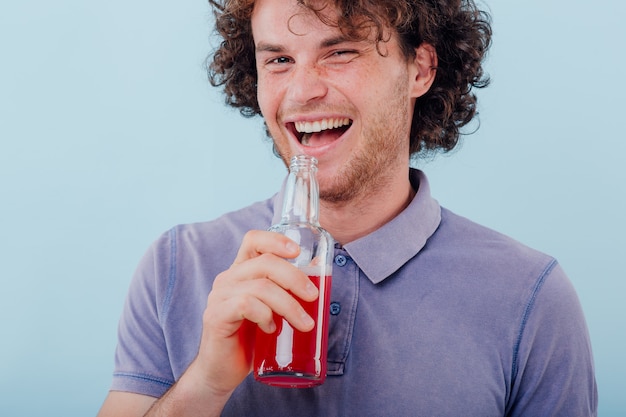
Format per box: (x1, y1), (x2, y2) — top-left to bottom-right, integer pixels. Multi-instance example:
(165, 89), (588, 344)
(98, 0), (597, 415)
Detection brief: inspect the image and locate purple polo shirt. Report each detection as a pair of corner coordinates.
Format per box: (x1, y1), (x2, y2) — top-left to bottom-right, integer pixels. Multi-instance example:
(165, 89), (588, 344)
(110, 170), (597, 416)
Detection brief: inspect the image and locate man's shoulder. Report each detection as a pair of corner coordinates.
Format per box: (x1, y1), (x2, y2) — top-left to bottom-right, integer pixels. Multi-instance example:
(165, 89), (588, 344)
(432, 207), (557, 280)
(417, 207), (572, 336)
(174, 196), (276, 245)
(140, 196), (277, 269)
(441, 206), (551, 252)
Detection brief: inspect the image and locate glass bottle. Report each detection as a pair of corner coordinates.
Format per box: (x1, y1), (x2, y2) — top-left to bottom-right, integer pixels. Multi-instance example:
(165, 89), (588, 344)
(253, 155), (334, 388)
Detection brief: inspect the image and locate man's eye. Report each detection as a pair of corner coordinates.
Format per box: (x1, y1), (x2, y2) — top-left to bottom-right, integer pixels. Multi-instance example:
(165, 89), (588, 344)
(269, 56), (291, 64)
(334, 50), (357, 56)
(327, 50), (359, 63)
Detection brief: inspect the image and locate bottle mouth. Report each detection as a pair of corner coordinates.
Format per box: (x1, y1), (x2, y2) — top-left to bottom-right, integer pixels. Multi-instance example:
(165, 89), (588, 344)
(290, 154), (318, 171)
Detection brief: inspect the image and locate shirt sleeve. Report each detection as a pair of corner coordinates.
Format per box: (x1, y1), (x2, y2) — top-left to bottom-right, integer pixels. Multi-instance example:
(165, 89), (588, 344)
(109, 230), (176, 398)
(506, 262), (598, 416)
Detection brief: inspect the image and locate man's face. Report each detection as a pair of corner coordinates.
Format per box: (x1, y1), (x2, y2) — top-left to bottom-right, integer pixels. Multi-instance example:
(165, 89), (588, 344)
(252, 0), (424, 203)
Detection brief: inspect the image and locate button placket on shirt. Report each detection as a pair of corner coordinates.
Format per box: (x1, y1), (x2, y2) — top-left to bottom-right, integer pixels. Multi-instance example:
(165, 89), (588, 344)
(330, 254), (347, 315)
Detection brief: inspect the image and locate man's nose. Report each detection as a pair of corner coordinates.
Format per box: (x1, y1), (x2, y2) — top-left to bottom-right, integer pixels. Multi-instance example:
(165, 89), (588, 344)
(285, 64), (328, 105)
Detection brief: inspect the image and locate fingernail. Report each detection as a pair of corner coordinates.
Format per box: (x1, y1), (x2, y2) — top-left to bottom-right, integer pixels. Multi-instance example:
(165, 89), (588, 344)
(285, 241), (299, 253)
(305, 282), (318, 297)
(267, 320), (276, 333)
(301, 310), (315, 328)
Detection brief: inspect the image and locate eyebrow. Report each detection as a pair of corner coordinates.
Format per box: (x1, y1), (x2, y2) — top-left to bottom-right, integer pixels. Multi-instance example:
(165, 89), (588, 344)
(321, 35), (353, 48)
(255, 42), (284, 54)
(255, 35), (354, 54)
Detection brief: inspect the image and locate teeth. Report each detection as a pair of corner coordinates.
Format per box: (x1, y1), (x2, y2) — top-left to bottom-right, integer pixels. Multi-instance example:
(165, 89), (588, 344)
(295, 117), (351, 134)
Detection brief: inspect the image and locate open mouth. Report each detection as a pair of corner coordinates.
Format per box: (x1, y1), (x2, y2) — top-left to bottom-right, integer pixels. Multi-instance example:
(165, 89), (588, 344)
(289, 117), (353, 147)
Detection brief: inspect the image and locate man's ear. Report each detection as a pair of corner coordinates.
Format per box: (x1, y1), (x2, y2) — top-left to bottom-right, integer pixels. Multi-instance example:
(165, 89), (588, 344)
(409, 43), (438, 98)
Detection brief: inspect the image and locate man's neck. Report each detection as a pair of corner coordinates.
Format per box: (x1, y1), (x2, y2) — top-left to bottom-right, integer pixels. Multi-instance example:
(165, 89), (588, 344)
(319, 170), (416, 245)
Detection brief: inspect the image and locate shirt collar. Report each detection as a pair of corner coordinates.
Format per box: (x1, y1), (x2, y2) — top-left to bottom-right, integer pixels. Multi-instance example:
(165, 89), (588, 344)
(344, 169), (441, 284)
(272, 169), (441, 284)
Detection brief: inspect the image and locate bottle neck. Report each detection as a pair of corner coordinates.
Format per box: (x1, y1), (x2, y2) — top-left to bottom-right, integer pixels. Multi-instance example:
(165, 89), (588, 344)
(281, 155), (320, 226)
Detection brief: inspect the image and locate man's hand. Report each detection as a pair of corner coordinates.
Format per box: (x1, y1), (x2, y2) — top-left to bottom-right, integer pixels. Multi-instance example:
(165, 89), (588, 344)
(98, 230), (319, 417)
(197, 229), (319, 395)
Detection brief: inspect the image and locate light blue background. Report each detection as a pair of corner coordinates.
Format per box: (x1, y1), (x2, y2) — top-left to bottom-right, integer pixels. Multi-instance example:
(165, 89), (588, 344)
(1, 0), (624, 415)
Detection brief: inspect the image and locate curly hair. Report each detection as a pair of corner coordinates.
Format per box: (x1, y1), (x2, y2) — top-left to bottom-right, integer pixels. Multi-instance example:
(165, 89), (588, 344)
(207, 0), (492, 156)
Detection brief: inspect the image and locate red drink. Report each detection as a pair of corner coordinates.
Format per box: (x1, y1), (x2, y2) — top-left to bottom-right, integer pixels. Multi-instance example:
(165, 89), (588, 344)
(254, 275), (332, 388)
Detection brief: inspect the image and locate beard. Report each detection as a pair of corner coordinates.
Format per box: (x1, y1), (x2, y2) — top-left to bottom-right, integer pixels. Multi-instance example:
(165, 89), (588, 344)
(318, 79), (411, 205)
